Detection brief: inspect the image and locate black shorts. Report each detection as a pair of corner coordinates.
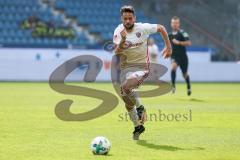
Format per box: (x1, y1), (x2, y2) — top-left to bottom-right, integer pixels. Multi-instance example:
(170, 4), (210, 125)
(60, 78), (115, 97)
(171, 56), (188, 74)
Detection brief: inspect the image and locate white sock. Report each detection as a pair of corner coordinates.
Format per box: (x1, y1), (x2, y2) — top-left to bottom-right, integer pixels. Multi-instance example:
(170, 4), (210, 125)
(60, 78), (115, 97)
(128, 106), (139, 127)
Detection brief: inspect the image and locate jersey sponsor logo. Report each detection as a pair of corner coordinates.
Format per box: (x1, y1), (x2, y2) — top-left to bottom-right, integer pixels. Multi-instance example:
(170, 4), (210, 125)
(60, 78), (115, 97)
(124, 41), (143, 49)
(124, 41), (132, 48)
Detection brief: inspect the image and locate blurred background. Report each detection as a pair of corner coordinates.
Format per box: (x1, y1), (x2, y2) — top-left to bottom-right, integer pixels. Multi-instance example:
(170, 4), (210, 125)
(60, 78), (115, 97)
(0, 0), (239, 82)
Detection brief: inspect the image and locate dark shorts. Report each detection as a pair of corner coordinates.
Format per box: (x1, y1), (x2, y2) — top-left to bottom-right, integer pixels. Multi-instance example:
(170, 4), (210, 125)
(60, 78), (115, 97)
(171, 55), (189, 74)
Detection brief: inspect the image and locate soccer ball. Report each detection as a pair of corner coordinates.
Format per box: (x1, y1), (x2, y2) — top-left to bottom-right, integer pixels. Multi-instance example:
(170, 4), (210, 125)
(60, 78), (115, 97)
(91, 136), (111, 155)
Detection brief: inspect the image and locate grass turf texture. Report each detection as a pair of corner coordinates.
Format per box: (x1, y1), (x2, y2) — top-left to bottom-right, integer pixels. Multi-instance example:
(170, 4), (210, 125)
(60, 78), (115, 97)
(0, 82), (240, 160)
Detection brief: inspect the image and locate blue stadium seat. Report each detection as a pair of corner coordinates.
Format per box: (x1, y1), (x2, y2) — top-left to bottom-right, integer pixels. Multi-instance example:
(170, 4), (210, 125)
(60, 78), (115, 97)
(0, 0), (160, 48)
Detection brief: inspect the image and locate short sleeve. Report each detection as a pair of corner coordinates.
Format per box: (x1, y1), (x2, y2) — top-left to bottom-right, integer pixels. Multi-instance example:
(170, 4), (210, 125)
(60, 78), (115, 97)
(181, 31), (190, 41)
(113, 28), (121, 45)
(142, 23), (158, 36)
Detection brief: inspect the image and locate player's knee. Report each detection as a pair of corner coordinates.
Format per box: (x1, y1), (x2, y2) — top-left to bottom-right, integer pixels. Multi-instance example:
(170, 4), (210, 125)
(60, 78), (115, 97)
(171, 63), (177, 70)
(121, 94), (135, 110)
(121, 83), (131, 95)
(183, 73), (188, 79)
(171, 66), (177, 71)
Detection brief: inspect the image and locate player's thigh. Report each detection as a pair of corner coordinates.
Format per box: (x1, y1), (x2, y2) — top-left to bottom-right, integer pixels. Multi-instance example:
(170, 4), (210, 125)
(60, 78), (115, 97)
(121, 70), (149, 91)
(122, 78), (139, 90)
(179, 58), (189, 77)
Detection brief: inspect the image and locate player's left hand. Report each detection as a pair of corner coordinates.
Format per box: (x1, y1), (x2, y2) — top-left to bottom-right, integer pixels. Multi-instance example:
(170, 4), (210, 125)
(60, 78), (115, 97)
(172, 38), (180, 45)
(161, 46), (172, 59)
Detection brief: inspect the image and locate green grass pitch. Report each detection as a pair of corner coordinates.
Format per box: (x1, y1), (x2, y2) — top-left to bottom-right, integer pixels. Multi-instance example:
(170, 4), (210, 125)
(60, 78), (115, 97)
(0, 82), (240, 160)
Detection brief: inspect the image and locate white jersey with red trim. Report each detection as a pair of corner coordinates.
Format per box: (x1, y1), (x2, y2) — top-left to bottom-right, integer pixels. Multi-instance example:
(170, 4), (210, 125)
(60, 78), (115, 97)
(113, 23), (157, 69)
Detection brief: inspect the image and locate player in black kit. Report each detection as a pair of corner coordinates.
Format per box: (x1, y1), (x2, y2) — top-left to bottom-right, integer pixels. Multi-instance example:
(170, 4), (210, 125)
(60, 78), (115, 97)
(168, 16), (192, 96)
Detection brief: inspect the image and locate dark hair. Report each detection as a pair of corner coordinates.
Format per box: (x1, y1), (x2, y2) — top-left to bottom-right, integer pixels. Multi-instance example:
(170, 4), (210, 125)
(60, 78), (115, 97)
(172, 16), (180, 20)
(120, 5), (135, 15)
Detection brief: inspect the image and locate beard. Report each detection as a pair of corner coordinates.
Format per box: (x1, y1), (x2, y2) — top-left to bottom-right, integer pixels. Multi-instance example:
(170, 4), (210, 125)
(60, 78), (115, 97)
(124, 23), (134, 30)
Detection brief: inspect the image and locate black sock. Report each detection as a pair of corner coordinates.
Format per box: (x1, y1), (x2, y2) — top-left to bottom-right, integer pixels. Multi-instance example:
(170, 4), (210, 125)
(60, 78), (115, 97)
(171, 70), (176, 88)
(185, 75), (191, 90)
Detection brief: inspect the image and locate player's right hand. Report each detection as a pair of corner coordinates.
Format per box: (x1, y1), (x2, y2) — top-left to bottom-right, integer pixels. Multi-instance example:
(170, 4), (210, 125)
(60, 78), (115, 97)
(120, 29), (127, 39)
(162, 46), (172, 59)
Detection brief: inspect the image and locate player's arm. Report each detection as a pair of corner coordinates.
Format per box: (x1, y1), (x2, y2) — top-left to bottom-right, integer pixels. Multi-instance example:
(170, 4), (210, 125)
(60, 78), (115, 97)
(115, 38), (126, 54)
(180, 40), (191, 46)
(172, 31), (192, 46)
(172, 39), (191, 46)
(157, 24), (172, 58)
(114, 29), (127, 54)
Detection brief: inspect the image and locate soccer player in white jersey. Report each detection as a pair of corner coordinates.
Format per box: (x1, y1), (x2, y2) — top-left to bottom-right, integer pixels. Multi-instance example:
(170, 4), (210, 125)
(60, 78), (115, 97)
(113, 6), (172, 140)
